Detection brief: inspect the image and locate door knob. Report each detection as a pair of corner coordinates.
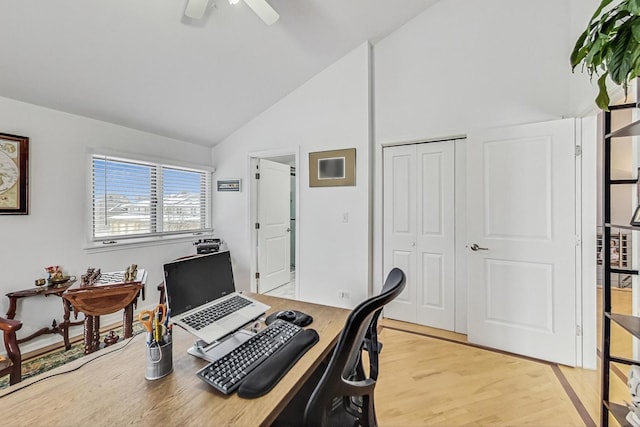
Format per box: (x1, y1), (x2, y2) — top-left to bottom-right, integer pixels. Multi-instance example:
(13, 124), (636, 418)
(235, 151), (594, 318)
(286, 228), (291, 232)
(470, 243), (489, 251)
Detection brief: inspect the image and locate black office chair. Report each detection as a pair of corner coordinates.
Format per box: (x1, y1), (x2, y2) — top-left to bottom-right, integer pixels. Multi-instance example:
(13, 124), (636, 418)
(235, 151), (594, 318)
(298, 267), (406, 427)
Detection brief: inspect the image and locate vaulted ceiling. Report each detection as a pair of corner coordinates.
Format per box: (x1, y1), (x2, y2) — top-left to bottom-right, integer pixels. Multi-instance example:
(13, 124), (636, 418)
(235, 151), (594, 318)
(0, 0), (439, 146)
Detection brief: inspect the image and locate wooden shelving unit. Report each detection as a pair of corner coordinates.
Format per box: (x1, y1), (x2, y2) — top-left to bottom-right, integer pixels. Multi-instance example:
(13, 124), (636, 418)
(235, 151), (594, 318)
(601, 103), (640, 427)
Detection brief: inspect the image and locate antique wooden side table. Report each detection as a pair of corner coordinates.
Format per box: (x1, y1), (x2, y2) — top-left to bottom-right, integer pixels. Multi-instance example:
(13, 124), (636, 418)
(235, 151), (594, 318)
(5, 279), (84, 351)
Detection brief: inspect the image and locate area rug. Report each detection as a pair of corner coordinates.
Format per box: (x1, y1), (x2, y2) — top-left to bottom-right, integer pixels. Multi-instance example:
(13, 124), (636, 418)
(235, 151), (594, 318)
(0, 323), (143, 390)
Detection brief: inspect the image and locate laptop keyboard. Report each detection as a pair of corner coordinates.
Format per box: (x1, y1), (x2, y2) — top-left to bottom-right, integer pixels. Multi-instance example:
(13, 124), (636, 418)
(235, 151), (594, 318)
(183, 295), (252, 330)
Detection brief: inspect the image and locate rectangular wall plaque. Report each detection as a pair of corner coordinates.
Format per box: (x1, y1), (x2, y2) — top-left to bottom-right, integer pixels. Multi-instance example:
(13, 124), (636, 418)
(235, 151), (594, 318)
(217, 179), (241, 192)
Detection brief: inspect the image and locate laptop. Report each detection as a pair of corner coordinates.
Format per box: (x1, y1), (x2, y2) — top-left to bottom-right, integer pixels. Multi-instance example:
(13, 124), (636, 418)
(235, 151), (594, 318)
(163, 251), (270, 344)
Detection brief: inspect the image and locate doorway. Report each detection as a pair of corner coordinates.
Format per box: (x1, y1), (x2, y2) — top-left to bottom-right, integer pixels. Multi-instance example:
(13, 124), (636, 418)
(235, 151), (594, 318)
(250, 153), (297, 299)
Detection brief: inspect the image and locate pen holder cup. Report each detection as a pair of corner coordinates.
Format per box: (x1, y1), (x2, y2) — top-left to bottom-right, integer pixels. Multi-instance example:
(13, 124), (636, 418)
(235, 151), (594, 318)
(145, 338), (173, 380)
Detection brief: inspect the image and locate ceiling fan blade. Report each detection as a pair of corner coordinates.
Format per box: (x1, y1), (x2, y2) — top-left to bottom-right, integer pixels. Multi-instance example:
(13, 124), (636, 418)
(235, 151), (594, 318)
(243, 0), (279, 25)
(184, 0), (209, 19)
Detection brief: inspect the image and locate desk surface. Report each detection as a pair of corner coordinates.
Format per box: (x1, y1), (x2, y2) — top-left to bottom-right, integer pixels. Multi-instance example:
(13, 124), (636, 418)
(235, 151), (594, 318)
(0, 294), (350, 426)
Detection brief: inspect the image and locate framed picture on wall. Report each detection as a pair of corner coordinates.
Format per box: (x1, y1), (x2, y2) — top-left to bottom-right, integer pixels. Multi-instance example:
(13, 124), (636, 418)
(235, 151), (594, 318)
(309, 148), (356, 187)
(0, 133), (29, 215)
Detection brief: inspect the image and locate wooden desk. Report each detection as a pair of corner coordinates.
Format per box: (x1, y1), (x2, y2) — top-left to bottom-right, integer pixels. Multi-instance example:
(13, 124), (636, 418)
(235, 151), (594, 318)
(0, 294), (350, 426)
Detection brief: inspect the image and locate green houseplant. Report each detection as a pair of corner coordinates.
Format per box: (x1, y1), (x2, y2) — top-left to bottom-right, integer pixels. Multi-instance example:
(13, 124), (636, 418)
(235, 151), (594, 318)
(571, 0), (640, 110)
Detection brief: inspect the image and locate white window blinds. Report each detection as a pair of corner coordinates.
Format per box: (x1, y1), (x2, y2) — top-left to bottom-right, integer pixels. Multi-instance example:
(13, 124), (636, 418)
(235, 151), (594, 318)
(91, 155), (211, 242)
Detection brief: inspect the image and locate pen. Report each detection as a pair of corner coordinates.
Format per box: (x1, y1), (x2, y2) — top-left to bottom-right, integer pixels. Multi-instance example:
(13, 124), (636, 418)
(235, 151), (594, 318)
(154, 310), (162, 344)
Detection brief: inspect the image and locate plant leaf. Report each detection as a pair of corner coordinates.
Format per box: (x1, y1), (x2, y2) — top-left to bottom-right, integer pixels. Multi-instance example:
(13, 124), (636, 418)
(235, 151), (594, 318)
(585, 33), (609, 67)
(632, 19), (640, 41)
(609, 23), (634, 84)
(629, 0), (640, 14)
(596, 73), (611, 111)
(601, 8), (631, 33)
(571, 31), (589, 68)
(590, 0), (616, 22)
(633, 43), (640, 73)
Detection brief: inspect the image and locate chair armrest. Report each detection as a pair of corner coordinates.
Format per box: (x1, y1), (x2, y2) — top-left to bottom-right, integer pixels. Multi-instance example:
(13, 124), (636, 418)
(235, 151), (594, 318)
(0, 317), (22, 333)
(339, 378), (376, 396)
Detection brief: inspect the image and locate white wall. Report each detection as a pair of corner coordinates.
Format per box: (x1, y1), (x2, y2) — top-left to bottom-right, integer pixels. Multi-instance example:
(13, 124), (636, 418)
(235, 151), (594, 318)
(0, 96), (213, 354)
(212, 43), (372, 308)
(375, 0), (576, 144)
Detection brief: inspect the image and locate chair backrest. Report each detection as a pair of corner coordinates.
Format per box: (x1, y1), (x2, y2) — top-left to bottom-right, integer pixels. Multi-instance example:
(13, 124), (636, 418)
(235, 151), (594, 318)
(303, 268), (406, 427)
(0, 317), (23, 385)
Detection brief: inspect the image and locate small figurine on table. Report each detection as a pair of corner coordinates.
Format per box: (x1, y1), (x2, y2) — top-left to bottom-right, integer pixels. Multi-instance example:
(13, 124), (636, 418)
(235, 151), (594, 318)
(81, 268), (101, 286)
(45, 266), (69, 285)
(46, 265), (63, 281)
(124, 264), (138, 282)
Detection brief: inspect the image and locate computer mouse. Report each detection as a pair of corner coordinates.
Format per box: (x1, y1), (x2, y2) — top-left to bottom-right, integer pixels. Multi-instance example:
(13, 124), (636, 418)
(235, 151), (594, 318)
(276, 310), (297, 322)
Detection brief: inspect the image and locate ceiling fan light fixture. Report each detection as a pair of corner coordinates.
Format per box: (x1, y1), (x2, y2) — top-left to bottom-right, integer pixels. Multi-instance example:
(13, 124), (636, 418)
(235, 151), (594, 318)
(229, 0), (240, 4)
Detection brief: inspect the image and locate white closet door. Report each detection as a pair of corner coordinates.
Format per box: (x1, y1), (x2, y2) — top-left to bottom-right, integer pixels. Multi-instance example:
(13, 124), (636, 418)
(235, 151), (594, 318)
(383, 145), (417, 323)
(415, 142), (455, 330)
(383, 142), (456, 330)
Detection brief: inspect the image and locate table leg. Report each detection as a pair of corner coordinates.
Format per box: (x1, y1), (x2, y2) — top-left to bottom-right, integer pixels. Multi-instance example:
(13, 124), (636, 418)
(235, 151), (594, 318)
(123, 303), (134, 339)
(83, 315), (94, 355)
(62, 299), (72, 350)
(6, 296), (17, 319)
(92, 316), (101, 352)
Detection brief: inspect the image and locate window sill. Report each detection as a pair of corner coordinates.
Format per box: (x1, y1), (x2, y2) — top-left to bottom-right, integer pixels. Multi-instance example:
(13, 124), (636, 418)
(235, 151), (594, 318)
(84, 232), (215, 253)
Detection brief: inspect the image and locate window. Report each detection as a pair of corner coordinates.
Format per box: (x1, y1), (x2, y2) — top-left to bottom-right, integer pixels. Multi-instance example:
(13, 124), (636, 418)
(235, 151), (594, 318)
(91, 154), (211, 243)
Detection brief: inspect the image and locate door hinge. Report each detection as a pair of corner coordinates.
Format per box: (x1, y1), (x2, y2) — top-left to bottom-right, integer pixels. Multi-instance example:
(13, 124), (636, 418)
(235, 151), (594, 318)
(255, 172), (260, 179)
(575, 145), (582, 157)
(576, 325), (582, 336)
(255, 222), (260, 229)
(255, 272), (260, 279)
(575, 235), (581, 246)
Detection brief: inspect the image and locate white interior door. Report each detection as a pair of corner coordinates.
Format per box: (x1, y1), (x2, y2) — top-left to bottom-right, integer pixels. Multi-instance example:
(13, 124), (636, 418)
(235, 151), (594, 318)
(257, 159), (291, 294)
(383, 145), (417, 323)
(383, 141), (456, 330)
(416, 142), (455, 329)
(467, 119), (577, 366)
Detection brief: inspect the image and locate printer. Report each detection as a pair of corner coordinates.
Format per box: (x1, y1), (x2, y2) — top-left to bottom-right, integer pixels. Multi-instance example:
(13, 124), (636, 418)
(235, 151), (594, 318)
(194, 238), (221, 254)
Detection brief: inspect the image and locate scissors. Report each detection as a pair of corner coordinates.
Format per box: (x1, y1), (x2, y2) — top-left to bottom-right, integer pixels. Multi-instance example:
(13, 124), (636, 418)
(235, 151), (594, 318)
(139, 304), (167, 342)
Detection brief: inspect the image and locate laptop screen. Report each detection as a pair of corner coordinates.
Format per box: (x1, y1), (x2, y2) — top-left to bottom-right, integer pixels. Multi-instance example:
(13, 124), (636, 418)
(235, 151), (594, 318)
(163, 251), (236, 316)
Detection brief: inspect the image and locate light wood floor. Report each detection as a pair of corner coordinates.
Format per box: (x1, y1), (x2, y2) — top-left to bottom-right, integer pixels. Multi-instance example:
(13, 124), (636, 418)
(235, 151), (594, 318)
(375, 287), (634, 426)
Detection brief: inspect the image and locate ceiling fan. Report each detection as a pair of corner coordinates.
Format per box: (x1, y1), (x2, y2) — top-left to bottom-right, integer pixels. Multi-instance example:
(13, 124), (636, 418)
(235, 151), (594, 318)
(184, 0), (279, 25)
